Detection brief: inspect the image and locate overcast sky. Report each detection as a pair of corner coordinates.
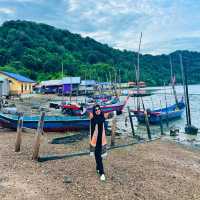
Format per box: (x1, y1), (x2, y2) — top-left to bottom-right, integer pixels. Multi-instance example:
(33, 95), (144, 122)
(0, 0), (199, 55)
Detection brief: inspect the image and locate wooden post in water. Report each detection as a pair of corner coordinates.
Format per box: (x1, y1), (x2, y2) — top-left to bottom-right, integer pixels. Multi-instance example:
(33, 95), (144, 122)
(15, 112), (24, 152)
(32, 112), (45, 160)
(164, 82), (169, 127)
(144, 110), (152, 140)
(140, 97), (151, 140)
(111, 117), (116, 146)
(127, 106), (135, 138)
(180, 54), (198, 135)
(159, 115), (164, 135)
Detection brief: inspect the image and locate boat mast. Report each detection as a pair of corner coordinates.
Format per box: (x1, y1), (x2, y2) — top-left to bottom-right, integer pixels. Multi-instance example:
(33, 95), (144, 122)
(70, 76), (72, 102)
(118, 69), (121, 94)
(61, 61), (64, 79)
(180, 54), (198, 134)
(61, 59), (64, 98)
(180, 54), (191, 126)
(136, 32), (142, 111)
(179, 54), (189, 125)
(169, 56), (179, 105)
(84, 71), (86, 96)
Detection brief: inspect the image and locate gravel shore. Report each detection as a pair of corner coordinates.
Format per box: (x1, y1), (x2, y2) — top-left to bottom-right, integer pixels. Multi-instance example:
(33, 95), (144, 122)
(0, 130), (200, 200)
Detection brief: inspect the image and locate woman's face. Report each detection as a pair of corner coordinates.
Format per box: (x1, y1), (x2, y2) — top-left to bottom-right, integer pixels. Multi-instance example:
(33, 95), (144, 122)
(95, 107), (101, 115)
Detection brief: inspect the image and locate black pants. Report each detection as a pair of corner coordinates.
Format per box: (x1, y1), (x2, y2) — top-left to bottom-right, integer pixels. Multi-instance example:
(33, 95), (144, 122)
(95, 145), (104, 175)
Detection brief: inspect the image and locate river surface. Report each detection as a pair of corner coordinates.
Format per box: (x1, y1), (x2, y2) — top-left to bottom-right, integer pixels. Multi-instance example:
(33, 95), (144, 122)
(118, 84), (200, 148)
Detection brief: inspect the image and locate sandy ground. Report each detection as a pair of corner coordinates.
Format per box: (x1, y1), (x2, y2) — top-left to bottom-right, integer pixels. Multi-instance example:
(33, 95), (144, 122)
(1, 130), (200, 200)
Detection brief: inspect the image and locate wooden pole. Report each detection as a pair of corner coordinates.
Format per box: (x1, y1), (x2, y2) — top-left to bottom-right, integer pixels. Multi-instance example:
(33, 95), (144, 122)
(183, 59), (191, 126)
(111, 117), (116, 146)
(164, 82), (169, 127)
(144, 110), (152, 140)
(70, 77), (72, 102)
(15, 112), (24, 152)
(180, 54), (189, 125)
(159, 115), (164, 135)
(169, 56), (179, 105)
(180, 54), (198, 134)
(140, 97), (151, 140)
(32, 112), (45, 160)
(136, 32), (142, 111)
(127, 106), (135, 137)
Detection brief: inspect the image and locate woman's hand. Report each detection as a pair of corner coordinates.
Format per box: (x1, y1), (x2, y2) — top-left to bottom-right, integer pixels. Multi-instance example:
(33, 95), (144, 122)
(88, 112), (93, 119)
(104, 113), (109, 119)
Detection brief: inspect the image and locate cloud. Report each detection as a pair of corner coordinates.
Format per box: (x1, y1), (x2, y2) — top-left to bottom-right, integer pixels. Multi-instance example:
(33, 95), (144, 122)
(0, 7), (15, 14)
(63, 0), (200, 54)
(0, 0), (200, 54)
(144, 37), (200, 55)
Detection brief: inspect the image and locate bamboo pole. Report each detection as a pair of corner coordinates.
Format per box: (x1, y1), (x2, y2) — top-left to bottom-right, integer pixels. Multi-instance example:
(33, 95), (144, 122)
(15, 112), (24, 152)
(32, 112), (45, 160)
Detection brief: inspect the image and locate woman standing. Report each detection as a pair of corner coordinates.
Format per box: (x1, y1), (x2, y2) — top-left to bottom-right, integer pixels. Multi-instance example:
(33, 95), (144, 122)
(89, 105), (108, 181)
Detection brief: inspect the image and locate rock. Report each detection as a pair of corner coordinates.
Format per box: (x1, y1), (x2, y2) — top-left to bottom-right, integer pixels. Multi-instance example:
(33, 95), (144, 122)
(170, 128), (179, 136)
(63, 176), (72, 184)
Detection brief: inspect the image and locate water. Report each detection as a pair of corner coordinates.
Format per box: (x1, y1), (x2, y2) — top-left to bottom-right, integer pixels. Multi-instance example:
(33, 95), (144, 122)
(44, 86), (200, 148)
(117, 84), (200, 148)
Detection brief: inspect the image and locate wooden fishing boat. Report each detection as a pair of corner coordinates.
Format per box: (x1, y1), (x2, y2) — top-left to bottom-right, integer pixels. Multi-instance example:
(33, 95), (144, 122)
(132, 100), (185, 124)
(0, 112), (93, 132)
(90, 94), (112, 101)
(61, 96), (129, 116)
(128, 89), (151, 97)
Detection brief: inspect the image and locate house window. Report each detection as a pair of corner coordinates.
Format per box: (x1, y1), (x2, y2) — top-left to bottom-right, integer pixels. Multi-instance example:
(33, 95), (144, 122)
(29, 84), (32, 90)
(25, 84), (27, 90)
(21, 84), (23, 92)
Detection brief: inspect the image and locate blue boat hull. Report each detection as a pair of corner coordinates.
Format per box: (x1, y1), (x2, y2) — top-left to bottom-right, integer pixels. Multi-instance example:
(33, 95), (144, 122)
(134, 101), (185, 124)
(137, 109), (184, 124)
(0, 113), (91, 132)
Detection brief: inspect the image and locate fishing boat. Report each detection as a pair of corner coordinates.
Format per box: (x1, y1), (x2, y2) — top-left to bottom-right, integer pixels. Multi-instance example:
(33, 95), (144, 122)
(132, 100), (185, 124)
(89, 94), (112, 101)
(86, 99), (127, 114)
(0, 112), (93, 132)
(128, 89), (151, 97)
(61, 96), (129, 116)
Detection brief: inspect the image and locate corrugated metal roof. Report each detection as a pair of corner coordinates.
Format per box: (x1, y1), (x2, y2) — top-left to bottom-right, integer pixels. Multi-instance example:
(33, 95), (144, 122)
(0, 71), (35, 83)
(40, 79), (62, 86)
(62, 77), (80, 84)
(80, 80), (96, 86)
(40, 77), (81, 87)
(97, 82), (112, 85)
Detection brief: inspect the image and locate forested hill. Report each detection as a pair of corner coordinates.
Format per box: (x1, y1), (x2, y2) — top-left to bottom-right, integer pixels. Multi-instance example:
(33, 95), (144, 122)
(0, 20), (199, 85)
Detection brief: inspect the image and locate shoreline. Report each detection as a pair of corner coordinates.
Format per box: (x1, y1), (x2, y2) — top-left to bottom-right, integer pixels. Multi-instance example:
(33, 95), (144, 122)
(1, 130), (200, 199)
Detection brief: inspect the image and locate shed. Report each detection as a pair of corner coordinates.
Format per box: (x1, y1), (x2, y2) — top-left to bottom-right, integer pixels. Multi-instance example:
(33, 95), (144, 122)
(0, 71), (35, 95)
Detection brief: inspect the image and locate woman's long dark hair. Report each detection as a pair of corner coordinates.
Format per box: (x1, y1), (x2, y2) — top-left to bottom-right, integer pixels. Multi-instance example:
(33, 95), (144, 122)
(92, 105), (104, 123)
(91, 105), (105, 141)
